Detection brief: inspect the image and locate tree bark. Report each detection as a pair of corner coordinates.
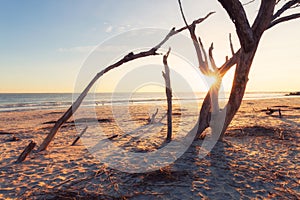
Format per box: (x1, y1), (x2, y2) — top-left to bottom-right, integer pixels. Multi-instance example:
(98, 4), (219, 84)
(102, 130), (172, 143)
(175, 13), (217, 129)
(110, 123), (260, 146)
(218, 0), (277, 139)
(220, 49), (257, 138)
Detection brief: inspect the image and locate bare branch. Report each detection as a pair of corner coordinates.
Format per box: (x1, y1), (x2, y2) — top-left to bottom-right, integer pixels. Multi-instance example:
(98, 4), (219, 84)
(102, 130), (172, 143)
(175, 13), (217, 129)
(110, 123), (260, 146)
(175, 12), (215, 33)
(229, 33), (235, 56)
(218, 0), (254, 52)
(16, 141), (36, 163)
(198, 37), (208, 65)
(291, 3), (300, 8)
(273, 0), (300, 20)
(163, 48), (171, 65)
(218, 49), (240, 77)
(178, 0), (205, 70)
(71, 126), (88, 146)
(153, 12), (215, 51)
(252, 0), (277, 39)
(178, 0), (211, 74)
(243, 0), (255, 6)
(269, 13), (300, 28)
(191, 31), (210, 74)
(177, 0), (190, 30)
(208, 43), (218, 71)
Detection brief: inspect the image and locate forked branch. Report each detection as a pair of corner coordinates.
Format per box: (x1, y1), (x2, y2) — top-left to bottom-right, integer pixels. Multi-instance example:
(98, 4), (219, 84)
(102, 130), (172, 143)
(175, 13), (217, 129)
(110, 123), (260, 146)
(218, 0), (254, 51)
(208, 43), (218, 71)
(269, 13), (300, 28)
(273, 0), (300, 20)
(178, 0), (213, 75)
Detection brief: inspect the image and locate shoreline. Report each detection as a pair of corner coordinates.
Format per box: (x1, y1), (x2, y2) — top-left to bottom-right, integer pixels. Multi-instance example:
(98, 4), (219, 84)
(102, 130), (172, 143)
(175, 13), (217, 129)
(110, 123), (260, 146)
(0, 92), (297, 113)
(0, 95), (300, 113)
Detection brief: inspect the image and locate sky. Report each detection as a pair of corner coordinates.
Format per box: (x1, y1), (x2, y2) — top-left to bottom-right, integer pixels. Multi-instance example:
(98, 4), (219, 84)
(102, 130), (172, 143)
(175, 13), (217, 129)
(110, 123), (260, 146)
(0, 0), (299, 93)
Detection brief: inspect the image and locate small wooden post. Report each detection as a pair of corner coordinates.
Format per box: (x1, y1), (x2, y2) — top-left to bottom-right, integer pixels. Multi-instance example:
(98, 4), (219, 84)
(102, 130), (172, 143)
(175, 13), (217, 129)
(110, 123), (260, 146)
(162, 48), (173, 142)
(71, 126), (88, 146)
(16, 141), (36, 163)
(278, 108), (282, 118)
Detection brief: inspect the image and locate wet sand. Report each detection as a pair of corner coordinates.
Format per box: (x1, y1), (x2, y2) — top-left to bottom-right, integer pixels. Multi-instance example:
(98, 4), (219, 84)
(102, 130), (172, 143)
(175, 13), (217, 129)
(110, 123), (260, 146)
(0, 97), (299, 199)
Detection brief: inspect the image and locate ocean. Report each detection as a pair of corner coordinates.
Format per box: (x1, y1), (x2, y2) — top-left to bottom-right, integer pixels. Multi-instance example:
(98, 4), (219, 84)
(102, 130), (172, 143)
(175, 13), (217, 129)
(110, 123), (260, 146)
(0, 92), (290, 112)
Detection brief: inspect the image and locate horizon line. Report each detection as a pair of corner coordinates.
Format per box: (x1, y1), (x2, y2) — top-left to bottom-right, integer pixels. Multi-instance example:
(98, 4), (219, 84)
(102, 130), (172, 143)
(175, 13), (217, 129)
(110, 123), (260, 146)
(0, 91), (295, 94)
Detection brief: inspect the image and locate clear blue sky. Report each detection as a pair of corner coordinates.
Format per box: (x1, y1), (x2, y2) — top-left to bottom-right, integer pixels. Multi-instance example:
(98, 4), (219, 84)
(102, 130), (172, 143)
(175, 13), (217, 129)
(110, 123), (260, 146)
(1, 0), (299, 93)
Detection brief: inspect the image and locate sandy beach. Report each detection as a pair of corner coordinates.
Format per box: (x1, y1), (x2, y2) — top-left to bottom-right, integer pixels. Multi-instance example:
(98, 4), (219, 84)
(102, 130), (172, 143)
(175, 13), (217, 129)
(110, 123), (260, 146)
(0, 97), (299, 199)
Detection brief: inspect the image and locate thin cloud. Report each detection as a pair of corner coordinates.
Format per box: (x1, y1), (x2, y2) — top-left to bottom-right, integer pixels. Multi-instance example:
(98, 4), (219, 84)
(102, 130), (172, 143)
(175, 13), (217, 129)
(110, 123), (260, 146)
(105, 24), (132, 33)
(57, 44), (130, 54)
(57, 45), (97, 53)
(105, 25), (113, 33)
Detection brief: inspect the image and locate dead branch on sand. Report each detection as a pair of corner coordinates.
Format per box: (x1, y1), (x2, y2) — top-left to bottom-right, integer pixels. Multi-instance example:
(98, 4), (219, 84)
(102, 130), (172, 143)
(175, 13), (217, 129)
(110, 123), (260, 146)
(16, 140), (36, 163)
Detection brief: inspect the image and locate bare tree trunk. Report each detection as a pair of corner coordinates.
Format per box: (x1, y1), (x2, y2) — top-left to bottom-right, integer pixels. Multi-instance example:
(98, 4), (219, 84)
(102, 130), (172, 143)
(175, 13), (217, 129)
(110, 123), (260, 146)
(162, 49), (172, 142)
(217, 0), (277, 139)
(195, 50), (241, 138)
(196, 91), (212, 138)
(220, 49), (257, 138)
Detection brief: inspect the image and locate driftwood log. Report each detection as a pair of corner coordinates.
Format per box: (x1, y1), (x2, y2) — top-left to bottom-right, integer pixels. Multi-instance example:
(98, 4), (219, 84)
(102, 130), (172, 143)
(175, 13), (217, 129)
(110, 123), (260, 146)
(266, 108), (282, 118)
(71, 126), (88, 146)
(16, 141), (36, 163)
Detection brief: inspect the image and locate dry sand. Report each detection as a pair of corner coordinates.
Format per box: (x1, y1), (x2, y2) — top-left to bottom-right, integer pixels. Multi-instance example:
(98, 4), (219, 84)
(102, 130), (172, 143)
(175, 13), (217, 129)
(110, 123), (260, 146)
(0, 97), (299, 199)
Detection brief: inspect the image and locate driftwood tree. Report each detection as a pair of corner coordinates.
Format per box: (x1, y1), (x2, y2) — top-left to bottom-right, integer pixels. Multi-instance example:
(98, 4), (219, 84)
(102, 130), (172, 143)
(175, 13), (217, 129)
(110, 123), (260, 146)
(30, 0), (299, 151)
(195, 0), (300, 139)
